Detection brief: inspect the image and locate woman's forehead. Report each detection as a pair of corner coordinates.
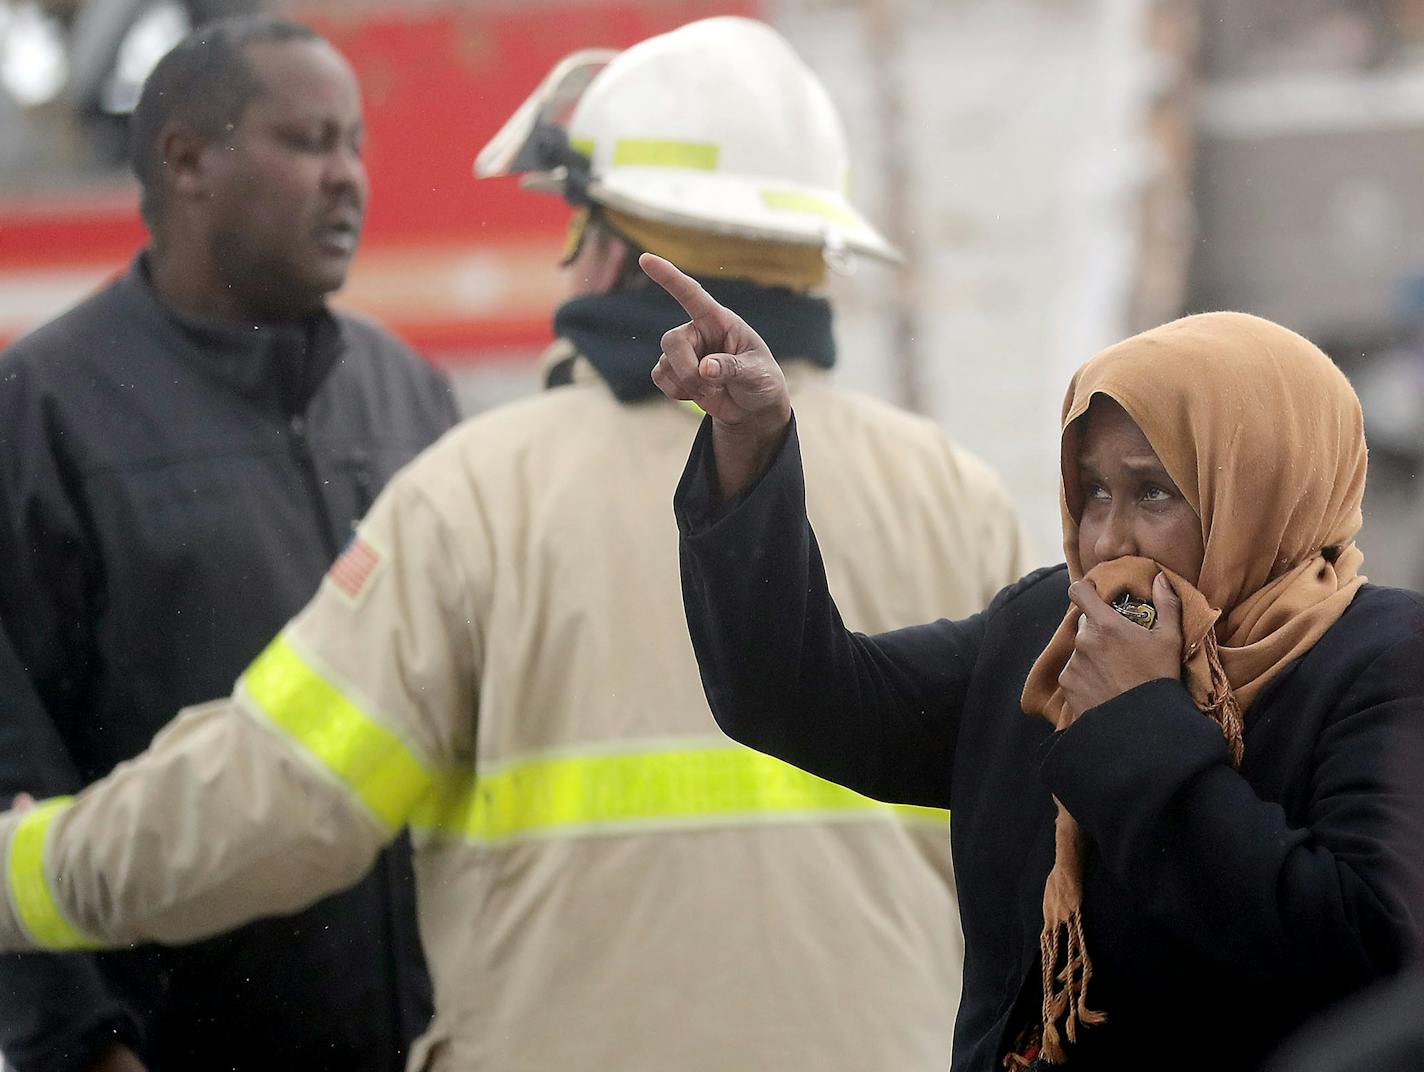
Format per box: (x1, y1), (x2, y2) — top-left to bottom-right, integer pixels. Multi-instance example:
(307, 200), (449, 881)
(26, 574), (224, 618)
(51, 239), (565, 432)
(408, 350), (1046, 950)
(1076, 396), (1160, 464)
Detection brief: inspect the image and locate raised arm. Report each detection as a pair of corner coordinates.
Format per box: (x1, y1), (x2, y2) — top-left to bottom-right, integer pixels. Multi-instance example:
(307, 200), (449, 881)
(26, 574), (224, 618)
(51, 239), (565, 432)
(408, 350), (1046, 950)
(642, 255), (999, 807)
(674, 414), (994, 808)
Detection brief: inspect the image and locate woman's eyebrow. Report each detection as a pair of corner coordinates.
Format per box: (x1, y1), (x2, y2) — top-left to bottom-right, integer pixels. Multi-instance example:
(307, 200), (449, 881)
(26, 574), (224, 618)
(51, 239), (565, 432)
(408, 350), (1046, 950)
(1078, 455), (1167, 477)
(1117, 456), (1169, 475)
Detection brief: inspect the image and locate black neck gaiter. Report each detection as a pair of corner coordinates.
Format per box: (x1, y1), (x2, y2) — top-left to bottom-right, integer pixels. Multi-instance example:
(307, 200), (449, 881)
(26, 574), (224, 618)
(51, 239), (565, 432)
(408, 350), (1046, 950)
(551, 278), (835, 403)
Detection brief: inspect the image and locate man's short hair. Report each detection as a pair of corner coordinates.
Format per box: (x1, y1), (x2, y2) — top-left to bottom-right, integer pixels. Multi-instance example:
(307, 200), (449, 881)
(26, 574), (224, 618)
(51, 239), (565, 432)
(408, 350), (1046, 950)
(129, 15), (321, 225)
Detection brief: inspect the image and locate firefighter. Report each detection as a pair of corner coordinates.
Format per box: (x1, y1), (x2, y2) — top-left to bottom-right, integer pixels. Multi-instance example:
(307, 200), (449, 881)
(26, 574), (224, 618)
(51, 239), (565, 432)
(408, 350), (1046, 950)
(0, 17), (1028, 1070)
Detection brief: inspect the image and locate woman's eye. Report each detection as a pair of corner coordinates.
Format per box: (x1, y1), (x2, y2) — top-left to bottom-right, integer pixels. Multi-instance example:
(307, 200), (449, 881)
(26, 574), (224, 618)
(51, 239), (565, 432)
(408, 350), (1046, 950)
(1084, 482), (1110, 502)
(1142, 485), (1172, 502)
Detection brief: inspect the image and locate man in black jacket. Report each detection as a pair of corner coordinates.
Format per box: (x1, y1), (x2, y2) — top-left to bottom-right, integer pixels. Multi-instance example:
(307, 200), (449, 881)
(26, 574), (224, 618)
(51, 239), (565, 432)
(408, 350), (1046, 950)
(0, 17), (454, 1072)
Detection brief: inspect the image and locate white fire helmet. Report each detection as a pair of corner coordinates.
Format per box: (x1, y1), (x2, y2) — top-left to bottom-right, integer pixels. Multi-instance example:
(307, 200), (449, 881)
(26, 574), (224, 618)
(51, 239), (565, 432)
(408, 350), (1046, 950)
(475, 16), (900, 265)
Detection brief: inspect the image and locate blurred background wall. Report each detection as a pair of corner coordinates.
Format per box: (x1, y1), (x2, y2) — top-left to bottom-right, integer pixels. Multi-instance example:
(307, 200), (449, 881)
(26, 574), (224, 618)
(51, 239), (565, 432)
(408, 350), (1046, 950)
(0, 0), (1419, 587)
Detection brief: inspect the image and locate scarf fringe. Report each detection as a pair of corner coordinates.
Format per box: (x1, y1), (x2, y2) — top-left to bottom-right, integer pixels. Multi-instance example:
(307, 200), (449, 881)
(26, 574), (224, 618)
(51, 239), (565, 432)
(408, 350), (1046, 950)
(1200, 629), (1245, 769)
(1037, 907), (1105, 1064)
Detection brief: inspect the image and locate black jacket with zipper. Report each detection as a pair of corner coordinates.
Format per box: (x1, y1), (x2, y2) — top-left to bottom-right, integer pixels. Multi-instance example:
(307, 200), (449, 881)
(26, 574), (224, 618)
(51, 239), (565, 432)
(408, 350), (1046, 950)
(0, 255), (457, 1072)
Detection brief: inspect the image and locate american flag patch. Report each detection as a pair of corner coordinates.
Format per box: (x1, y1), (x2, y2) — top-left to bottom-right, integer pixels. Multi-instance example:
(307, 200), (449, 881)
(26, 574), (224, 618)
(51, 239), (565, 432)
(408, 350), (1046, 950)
(329, 536), (382, 603)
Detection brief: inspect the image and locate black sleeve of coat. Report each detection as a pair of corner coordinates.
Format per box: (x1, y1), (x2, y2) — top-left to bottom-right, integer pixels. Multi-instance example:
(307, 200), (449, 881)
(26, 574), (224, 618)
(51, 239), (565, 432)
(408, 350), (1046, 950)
(401, 334), (459, 435)
(674, 413), (995, 809)
(1039, 621), (1424, 992)
(0, 366), (141, 1072)
(431, 364), (461, 430)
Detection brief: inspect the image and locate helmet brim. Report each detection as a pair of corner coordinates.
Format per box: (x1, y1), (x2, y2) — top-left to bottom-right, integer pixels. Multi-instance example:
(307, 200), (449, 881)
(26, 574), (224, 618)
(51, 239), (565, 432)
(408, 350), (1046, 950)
(589, 170), (902, 264)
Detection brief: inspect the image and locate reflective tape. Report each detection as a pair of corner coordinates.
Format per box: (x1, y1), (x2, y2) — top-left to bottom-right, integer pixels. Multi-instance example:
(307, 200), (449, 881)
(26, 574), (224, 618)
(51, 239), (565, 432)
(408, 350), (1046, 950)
(759, 189), (858, 225)
(7, 798), (102, 950)
(411, 741), (947, 846)
(242, 634), (434, 831)
(613, 139), (719, 170)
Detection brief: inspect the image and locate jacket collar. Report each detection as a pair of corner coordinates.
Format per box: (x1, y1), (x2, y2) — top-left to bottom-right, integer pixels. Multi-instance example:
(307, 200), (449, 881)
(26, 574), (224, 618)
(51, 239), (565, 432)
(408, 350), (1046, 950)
(121, 251), (348, 416)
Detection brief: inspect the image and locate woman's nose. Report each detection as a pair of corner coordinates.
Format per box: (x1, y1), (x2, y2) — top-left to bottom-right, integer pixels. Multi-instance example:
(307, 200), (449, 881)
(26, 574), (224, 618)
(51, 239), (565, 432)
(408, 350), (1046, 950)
(1095, 508), (1137, 561)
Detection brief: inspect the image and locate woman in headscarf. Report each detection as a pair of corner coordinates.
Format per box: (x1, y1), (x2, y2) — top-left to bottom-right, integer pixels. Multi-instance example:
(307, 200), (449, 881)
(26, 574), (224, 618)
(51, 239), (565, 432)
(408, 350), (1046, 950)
(643, 253), (1424, 1071)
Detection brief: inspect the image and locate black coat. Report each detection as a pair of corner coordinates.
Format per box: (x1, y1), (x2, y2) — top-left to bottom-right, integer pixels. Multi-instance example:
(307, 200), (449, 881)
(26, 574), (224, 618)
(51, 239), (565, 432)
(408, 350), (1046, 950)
(0, 257), (458, 1072)
(675, 417), (1424, 1072)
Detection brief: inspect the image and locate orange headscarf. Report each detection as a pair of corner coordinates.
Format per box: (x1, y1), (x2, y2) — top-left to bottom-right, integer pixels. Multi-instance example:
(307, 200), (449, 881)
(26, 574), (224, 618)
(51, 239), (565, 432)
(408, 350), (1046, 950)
(1018, 311), (1368, 1064)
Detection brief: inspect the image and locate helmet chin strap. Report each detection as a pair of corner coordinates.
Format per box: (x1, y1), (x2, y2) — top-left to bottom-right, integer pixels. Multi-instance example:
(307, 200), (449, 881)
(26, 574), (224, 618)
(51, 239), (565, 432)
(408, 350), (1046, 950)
(518, 121), (595, 208)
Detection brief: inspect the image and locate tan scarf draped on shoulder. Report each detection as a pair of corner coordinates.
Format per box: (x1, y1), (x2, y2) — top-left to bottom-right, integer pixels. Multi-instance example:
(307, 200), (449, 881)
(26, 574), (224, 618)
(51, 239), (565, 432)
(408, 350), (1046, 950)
(1017, 311), (1369, 1065)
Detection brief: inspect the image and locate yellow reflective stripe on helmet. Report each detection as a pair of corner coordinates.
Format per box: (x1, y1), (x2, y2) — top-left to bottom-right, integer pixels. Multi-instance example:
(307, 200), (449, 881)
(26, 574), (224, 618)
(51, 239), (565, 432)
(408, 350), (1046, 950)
(410, 743), (946, 846)
(759, 189), (859, 226)
(613, 139), (719, 170)
(241, 634), (433, 832)
(7, 798), (102, 950)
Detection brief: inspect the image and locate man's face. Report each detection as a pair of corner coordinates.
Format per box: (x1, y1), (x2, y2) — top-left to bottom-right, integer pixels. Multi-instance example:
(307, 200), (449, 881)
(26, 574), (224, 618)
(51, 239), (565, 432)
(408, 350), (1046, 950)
(201, 39), (367, 320)
(563, 218), (631, 298)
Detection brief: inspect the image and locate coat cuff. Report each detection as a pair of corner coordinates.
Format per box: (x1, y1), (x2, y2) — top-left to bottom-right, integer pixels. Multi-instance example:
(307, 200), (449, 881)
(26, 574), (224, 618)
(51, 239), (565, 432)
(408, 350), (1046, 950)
(673, 413), (799, 539)
(0, 807), (36, 950)
(1037, 678), (1231, 843)
(0, 799), (105, 953)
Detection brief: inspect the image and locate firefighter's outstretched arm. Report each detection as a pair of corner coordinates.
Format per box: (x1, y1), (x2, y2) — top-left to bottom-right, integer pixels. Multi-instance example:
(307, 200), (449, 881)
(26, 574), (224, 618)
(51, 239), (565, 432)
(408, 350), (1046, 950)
(0, 459), (480, 952)
(0, 694), (396, 950)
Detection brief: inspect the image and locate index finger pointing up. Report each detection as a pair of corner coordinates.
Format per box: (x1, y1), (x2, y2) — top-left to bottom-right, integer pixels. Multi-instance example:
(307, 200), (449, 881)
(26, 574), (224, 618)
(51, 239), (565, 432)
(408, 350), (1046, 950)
(639, 252), (724, 322)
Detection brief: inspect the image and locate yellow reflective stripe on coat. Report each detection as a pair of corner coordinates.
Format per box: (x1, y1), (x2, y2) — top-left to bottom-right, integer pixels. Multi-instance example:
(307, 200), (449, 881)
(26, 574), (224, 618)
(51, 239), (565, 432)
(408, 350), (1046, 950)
(410, 742), (947, 846)
(241, 634), (434, 831)
(7, 798), (102, 950)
